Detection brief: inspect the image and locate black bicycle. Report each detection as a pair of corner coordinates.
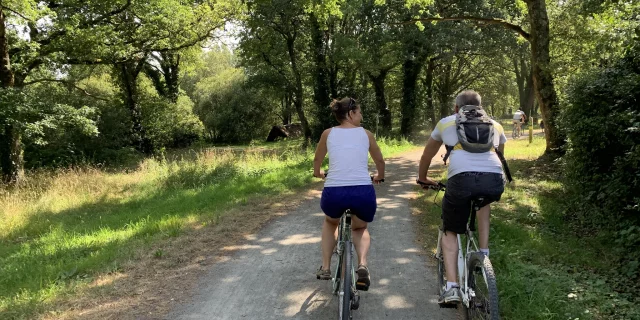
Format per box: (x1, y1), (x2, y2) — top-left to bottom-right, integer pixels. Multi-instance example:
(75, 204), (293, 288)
(323, 173), (383, 320)
(417, 180), (500, 320)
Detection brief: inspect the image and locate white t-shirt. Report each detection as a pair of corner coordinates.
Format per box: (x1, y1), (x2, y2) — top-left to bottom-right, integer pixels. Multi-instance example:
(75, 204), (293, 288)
(324, 127), (372, 187)
(513, 111), (525, 120)
(431, 115), (507, 179)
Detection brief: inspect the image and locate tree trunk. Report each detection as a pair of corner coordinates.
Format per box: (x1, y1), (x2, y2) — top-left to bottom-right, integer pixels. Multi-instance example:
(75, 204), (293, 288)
(160, 52), (180, 103)
(401, 58), (423, 137)
(286, 37), (311, 141)
(424, 59), (437, 128)
(527, 0), (564, 154)
(310, 14), (332, 140)
(0, 8), (23, 184)
(369, 70), (391, 136)
(118, 60), (153, 154)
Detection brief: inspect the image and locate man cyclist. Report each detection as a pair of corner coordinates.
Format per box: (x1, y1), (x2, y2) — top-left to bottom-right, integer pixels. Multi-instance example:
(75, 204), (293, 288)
(512, 109), (526, 136)
(417, 90), (506, 304)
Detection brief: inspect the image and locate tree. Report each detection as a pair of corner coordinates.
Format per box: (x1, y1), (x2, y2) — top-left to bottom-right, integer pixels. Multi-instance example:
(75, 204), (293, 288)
(409, 0), (565, 154)
(0, 1), (133, 183)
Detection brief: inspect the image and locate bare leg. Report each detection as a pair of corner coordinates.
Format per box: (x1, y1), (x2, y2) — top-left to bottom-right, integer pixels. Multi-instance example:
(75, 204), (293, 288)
(442, 231), (459, 284)
(476, 205), (491, 250)
(321, 216), (340, 270)
(351, 215), (370, 266)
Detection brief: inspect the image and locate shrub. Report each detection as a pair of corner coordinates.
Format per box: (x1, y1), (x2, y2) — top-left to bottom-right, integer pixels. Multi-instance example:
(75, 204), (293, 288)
(563, 43), (640, 278)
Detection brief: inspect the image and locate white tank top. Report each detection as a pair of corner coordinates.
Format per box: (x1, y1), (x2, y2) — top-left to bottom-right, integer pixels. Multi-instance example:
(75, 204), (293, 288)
(324, 127), (372, 187)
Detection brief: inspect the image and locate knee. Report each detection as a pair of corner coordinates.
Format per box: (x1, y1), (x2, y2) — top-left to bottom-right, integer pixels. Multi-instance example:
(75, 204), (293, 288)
(324, 216), (340, 226)
(351, 224), (368, 233)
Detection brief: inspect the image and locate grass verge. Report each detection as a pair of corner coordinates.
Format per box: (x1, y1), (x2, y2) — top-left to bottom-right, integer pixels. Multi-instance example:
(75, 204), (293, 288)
(413, 136), (640, 320)
(0, 138), (414, 319)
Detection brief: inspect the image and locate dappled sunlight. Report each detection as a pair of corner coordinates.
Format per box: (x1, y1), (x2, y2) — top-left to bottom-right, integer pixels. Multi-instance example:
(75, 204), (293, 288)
(394, 258), (413, 264)
(403, 248), (420, 253)
(383, 295), (414, 309)
(261, 248), (278, 255)
(282, 288), (330, 317)
(222, 276), (241, 283)
(381, 215), (397, 221)
(379, 278), (390, 285)
(277, 234), (321, 245)
(257, 237), (273, 242)
(221, 244), (263, 251)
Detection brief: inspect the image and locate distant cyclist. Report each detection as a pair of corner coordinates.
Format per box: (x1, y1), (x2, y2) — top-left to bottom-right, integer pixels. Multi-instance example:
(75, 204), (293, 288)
(417, 90), (507, 304)
(512, 109), (526, 135)
(313, 97), (385, 291)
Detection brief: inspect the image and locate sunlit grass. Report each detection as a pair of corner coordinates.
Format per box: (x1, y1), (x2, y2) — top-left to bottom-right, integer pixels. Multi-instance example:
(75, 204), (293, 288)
(0, 138), (414, 319)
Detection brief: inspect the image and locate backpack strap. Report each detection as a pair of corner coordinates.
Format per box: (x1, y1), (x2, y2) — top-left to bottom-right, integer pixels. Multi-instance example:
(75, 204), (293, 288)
(494, 148), (513, 183)
(442, 145), (454, 165)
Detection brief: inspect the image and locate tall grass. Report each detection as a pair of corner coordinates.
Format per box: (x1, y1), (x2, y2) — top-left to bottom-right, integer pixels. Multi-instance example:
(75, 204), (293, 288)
(415, 136), (640, 319)
(0, 138), (415, 319)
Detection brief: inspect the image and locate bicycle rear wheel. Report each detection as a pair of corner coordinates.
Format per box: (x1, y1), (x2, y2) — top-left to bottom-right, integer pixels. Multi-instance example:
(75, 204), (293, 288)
(466, 252), (500, 320)
(338, 240), (352, 320)
(435, 232), (446, 295)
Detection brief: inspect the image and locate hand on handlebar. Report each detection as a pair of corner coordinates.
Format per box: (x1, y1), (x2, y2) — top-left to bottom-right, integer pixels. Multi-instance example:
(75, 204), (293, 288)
(416, 178), (445, 190)
(372, 175), (384, 184)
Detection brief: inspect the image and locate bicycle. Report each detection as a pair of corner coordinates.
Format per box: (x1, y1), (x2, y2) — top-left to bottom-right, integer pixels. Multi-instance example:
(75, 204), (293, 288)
(417, 180), (500, 320)
(512, 122), (521, 139)
(323, 174), (383, 320)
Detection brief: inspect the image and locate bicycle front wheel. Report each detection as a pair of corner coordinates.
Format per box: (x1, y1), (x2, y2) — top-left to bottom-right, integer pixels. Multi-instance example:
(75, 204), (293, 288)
(338, 240), (352, 320)
(466, 252), (500, 320)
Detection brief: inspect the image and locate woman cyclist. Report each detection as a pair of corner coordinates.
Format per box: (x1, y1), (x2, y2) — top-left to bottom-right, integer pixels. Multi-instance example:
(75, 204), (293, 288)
(313, 97), (385, 291)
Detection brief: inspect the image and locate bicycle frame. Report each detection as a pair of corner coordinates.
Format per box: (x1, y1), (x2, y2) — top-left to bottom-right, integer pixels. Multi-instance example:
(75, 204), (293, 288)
(332, 209), (358, 318)
(435, 204), (482, 308)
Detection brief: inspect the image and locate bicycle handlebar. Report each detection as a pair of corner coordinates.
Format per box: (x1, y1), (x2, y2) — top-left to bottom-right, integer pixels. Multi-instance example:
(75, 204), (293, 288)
(416, 179), (445, 191)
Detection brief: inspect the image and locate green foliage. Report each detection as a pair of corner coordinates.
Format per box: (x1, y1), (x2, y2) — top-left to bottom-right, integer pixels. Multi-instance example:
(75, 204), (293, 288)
(187, 49), (276, 143)
(562, 41), (640, 279)
(140, 94), (204, 149)
(0, 87), (99, 168)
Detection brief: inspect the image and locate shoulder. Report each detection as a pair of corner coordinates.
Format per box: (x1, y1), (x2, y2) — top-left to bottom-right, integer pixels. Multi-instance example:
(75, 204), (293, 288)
(363, 128), (375, 139)
(491, 120), (505, 134)
(436, 115), (456, 131)
(320, 128), (332, 139)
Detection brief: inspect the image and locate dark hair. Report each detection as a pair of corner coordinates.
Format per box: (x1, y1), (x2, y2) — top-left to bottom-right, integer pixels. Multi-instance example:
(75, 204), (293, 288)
(329, 97), (359, 122)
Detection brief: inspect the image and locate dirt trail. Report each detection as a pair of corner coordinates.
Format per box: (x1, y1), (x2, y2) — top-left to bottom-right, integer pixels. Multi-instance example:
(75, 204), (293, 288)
(168, 147), (459, 320)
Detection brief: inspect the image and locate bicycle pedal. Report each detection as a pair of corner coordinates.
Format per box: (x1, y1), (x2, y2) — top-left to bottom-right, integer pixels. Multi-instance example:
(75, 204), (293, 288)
(356, 281), (369, 291)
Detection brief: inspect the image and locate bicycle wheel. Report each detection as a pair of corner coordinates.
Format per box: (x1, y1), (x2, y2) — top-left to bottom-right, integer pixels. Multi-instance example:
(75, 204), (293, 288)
(435, 232), (446, 295)
(338, 240), (352, 320)
(466, 252), (500, 320)
(512, 126), (517, 139)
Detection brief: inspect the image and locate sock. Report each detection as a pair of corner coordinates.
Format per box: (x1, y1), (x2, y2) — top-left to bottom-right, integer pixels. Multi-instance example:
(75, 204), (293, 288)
(480, 248), (490, 256)
(446, 281), (459, 290)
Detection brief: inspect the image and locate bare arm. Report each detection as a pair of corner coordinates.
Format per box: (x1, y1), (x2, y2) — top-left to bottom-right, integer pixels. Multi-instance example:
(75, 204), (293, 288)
(418, 137), (443, 184)
(365, 130), (385, 182)
(498, 143), (504, 154)
(313, 129), (331, 178)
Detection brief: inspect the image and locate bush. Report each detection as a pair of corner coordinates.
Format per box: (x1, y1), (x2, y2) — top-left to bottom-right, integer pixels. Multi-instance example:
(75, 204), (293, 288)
(563, 44), (640, 278)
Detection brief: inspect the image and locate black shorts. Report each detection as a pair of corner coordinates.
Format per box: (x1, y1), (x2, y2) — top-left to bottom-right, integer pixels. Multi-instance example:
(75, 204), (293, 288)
(442, 172), (505, 234)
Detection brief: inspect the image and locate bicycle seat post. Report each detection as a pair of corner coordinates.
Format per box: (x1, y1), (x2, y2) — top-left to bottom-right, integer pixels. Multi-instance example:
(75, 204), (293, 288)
(468, 197), (484, 233)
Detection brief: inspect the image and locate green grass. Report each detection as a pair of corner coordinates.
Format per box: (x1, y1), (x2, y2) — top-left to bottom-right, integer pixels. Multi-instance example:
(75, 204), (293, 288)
(0, 138), (415, 319)
(415, 137), (640, 320)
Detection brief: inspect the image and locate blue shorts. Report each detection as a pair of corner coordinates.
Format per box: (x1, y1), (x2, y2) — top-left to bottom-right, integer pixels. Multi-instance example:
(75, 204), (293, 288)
(321, 185), (377, 223)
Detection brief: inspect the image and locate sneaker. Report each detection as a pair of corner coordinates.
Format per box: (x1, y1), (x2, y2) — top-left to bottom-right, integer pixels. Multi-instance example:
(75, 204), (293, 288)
(356, 265), (371, 291)
(438, 286), (461, 304)
(316, 266), (331, 280)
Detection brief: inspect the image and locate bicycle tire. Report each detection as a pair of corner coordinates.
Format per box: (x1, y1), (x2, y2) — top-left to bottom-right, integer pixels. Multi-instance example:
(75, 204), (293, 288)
(436, 234), (446, 295)
(339, 240), (353, 320)
(466, 252), (500, 320)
